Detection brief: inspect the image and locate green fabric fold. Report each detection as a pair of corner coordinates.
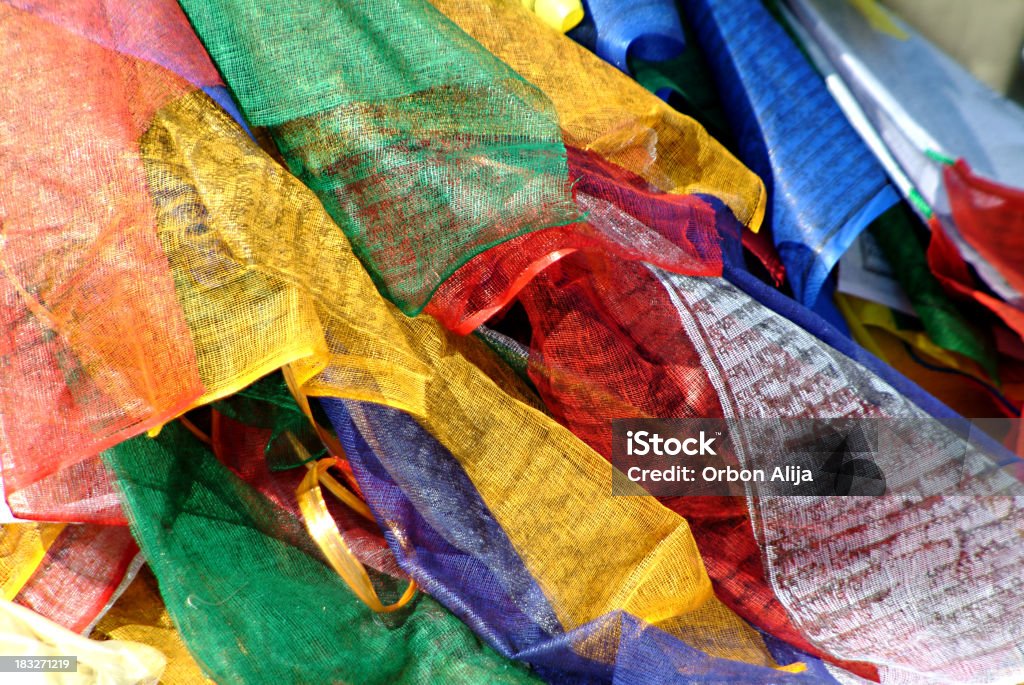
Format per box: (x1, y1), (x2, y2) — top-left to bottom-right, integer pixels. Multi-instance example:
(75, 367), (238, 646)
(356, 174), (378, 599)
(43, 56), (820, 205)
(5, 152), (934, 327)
(103, 423), (541, 684)
(869, 204), (999, 381)
(179, 0), (579, 314)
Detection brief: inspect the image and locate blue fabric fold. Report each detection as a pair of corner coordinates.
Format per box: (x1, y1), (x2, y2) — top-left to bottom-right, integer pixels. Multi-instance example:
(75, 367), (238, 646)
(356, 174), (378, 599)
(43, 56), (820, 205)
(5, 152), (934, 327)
(585, 0), (686, 73)
(679, 0), (897, 313)
(320, 398), (833, 684)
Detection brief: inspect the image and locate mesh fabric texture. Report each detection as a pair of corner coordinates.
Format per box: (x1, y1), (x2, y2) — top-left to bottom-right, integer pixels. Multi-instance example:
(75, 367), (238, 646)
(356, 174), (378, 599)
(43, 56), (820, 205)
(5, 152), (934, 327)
(507, 191), (1024, 682)
(429, 0), (765, 232)
(0, 0), (287, 520)
(91, 567), (214, 685)
(177, 0), (581, 314)
(179, 0), (766, 333)
(103, 423), (539, 684)
(322, 398), (827, 683)
(124, 80), (795, 676)
(0, 522), (139, 634)
(424, 145), (726, 334)
(664, 268), (1024, 684)
(675, 0), (897, 309)
(0, 1), (202, 495)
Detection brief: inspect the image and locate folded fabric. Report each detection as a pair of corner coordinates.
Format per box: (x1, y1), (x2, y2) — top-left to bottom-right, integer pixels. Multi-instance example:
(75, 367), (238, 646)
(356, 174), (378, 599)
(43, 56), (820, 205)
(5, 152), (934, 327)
(424, 145), (726, 334)
(139, 74), (826, 679)
(786, 0), (1024, 307)
(509, 198), (1024, 682)
(0, 596), (164, 684)
(323, 397), (825, 683)
(104, 423), (539, 684)
(3, 459), (126, 526)
(5, 4), (1020, 685)
(180, 0), (766, 333)
(513, 243), (877, 677)
(867, 203), (999, 379)
(209, 377), (403, 577)
(0, 524), (140, 635)
(0, 0), (281, 518)
(584, 0), (685, 73)
(659, 270), (1024, 684)
(836, 294), (1016, 418)
(428, 0), (765, 230)
(676, 0), (897, 311)
(178, 0), (581, 314)
(91, 568), (213, 685)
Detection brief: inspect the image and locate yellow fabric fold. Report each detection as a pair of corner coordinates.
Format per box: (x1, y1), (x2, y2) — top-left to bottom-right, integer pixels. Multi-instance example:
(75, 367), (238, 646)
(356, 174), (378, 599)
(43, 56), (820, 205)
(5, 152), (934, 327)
(142, 89), (777, 667)
(91, 568), (212, 685)
(433, 0), (767, 232)
(0, 524), (66, 601)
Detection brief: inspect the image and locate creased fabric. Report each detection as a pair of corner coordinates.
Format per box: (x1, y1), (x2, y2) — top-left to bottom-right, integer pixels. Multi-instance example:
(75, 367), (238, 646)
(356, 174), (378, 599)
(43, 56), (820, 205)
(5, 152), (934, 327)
(676, 0), (897, 310)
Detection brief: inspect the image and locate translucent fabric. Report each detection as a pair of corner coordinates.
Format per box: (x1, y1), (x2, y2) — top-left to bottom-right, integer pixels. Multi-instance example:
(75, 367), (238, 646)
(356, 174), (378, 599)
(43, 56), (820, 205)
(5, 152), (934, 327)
(322, 398), (825, 683)
(6, 5), (1018, 685)
(122, 36), (980, 681)
(675, 0), (897, 310)
(5, 457), (126, 525)
(91, 568), (213, 685)
(4, 0), (221, 89)
(503, 184), (1024, 682)
(425, 146), (725, 334)
(0, 1), (202, 495)
(114, 79), (804, 678)
(451, 155), (857, 674)
(0, 523), (139, 634)
(0, 0), (288, 517)
(0, 598), (165, 684)
(103, 423), (539, 685)
(176, 0), (581, 314)
(208, 376), (401, 577)
(429, 0), (765, 233)
(522, 254), (1024, 683)
(0, 525), (66, 602)
(179, 0), (764, 331)
(513, 247), (877, 680)
(660, 270), (1024, 684)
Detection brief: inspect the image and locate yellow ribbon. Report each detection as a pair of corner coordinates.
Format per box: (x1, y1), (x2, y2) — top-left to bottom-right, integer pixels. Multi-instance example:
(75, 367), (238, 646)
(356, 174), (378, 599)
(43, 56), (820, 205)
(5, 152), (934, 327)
(282, 364), (373, 516)
(296, 457), (417, 613)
